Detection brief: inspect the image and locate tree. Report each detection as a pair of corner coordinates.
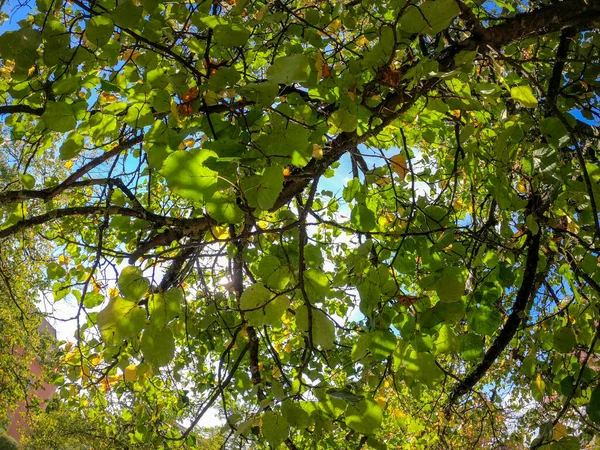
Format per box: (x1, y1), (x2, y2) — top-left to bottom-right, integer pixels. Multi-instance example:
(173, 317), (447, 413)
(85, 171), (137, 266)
(0, 434), (18, 450)
(0, 143), (53, 432)
(1, 0), (600, 447)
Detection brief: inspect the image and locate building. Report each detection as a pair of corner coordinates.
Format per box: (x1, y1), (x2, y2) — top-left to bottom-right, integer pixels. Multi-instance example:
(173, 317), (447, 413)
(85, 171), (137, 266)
(6, 318), (57, 443)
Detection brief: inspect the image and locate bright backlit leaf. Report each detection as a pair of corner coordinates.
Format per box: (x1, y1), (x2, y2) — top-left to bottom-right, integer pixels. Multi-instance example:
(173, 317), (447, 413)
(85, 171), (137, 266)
(510, 86), (538, 108)
(118, 266), (150, 302)
(345, 398), (383, 435)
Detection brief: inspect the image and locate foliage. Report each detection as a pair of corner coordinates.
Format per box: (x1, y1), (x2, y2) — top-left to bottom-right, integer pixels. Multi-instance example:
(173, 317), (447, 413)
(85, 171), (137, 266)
(21, 406), (158, 450)
(0, 141), (53, 430)
(0, 434), (18, 450)
(1, 0), (600, 448)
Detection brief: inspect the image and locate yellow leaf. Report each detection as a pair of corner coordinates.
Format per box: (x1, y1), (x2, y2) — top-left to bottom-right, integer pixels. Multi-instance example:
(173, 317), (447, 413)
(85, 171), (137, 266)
(100, 92), (118, 102)
(312, 144), (323, 159)
(64, 160), (74, 170)
(315, 52), (325, 78)
(64, 350), (78, 362)
(183, 138), (196, 147)
(375, 396), (387, 408)
(211, 226), (230, 240)
(108, 287), (119, 298)
(553, 422), (568, 440)
(272, 366), (281, 378)
(566, 216), (579, 233)
(535, 373), (544, 392)
(328, 19), (342, 32)
(122, 48), (141, 61)
(356, 35), (369, 47)
(58, 254), (69, 265)
(390, 153), (408, 181)
(124, 365), (138, 382)
(170, 101), (180, 121)
(89, 355), (102, 366)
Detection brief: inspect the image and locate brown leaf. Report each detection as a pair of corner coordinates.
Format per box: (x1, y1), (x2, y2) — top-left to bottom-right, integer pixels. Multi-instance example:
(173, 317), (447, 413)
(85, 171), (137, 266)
(381, 67), (401, 87)
(390, 153), (408, 181)
(178, 103), (193, 117)
(396, 295), (420, 307)
(181, 86), (199, 103)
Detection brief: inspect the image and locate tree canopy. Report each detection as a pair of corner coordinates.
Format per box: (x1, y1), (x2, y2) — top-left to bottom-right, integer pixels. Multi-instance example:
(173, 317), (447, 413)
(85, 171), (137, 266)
(1, 0), (600, 448)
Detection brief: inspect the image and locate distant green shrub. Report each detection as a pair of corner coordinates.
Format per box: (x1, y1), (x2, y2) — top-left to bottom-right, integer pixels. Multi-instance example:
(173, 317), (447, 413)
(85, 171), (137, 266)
(0, 434), (18, 450)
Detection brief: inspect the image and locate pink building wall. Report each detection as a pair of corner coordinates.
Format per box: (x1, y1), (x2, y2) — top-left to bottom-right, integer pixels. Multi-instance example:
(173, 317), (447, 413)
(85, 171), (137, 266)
(6, 319), (57, 443)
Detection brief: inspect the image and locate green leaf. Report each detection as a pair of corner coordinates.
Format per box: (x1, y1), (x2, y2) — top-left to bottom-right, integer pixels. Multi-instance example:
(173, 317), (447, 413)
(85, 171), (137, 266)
(435, 275), (465, 302)
(47, 262), (66, 280)
(241, 166), (284, 210)
(345, 398), (383, 435)
(296, 306), (335, 349)
(240, 283), (272, 311)
(510, 86), (538, 108)
(214, 23), (250, 47)
(258, 255), (292, 290)
(83, 291), (104, 309)
(401, 350), (444, 388)
(141, 325), (175, 368)
(467, 305), (502, 336)
(329, 109), (358, 133)
(162, 149), (219, 201)
(41, 102), (76, 133)
(149, 289), (182, 328)
(587, 385), (600, 425)
(124, 102), (154, 128)
(261, 411), (289, 447)
(145, 69), (169, 89)
(540, 117), (570, 150)
(459, 333), (483, 361)
(86, 15), (114, 47)
(267, 55), (311, 84)
(352, 330), (396, 361)
(264, 296), (290, 326)
(550, 436), (581, 450)
(303, 269), (330, 301)
(526, 215), (539, 235)
(97, 297), (146, 346)
(118, 266), (150, 302)
(206, 199), (243, 224)
(553, 327), (576, 353)
(20, 174), (35, 189)
(111, 0), (143, 29)
(59, 133), (84, 160)
(434, 325), (459, 355)
(326, 388), (363, 405)
(399, 0), (460, 35)
(351, 204), (376, 232)
(282, 401), (312, 429)
(420, 301), (465, 328)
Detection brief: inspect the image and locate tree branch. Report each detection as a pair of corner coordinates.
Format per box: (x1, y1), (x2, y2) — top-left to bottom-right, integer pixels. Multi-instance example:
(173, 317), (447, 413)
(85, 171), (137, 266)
(0, 206), (212, 240)
(445, 230), (542, 414)
(0, 104), (45, 116)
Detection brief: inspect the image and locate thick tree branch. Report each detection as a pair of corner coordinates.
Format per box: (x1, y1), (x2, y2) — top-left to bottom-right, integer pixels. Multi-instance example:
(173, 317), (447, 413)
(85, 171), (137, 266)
(0, 206), (212, 240)
(272, 0), (600, 211)
(480, 0), (600, 50)
(0, 104), (45, 116)
(445, 230), (542, 414)
(547, 28), (576, 104)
